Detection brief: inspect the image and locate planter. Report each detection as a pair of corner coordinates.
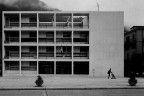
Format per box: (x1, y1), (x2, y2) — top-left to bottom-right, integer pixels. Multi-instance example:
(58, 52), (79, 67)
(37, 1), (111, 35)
(35, 76), (44, 87)
(128, 78), (137, 86)
(35, 80), (43, 87)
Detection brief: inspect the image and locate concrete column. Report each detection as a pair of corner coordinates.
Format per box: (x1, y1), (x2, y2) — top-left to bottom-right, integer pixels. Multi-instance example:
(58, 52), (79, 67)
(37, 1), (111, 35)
(72, 61), (73, 75)
(19, 13), (21, 76)
(2, 12), (5, 76)
(37, 13), (39, 75)
(54, 13), (56, 75)
(54, 61), (56, 75)
(72, 13), (74, 75)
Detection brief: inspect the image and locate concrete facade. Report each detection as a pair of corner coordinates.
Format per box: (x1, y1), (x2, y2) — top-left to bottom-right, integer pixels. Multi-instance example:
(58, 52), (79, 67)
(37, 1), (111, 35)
(2, 11), (124, 77)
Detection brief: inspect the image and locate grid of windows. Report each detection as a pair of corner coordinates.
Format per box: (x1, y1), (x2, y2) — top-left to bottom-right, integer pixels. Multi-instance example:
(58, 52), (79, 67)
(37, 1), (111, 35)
(3, 12), (90, 76)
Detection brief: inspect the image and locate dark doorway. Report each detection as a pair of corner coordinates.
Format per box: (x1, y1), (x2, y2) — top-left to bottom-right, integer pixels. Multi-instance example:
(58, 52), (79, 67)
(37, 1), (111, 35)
(74, 62), (89, 75)
(39, 61), (54, 74)
(56, 62), (72, 74)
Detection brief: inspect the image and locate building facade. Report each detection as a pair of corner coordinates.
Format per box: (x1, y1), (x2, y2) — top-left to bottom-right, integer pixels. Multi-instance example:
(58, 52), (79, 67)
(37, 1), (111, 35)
(2, 11), (124, 77)
(124, 26), (144, 77)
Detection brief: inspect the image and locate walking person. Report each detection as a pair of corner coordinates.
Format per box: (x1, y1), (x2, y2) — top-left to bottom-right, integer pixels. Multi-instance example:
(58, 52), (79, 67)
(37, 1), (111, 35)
(107, 68), (112, 79)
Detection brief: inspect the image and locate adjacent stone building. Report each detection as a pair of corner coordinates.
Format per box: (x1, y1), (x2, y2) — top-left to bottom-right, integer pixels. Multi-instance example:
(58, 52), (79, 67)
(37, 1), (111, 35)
(124, 26), (144, 76)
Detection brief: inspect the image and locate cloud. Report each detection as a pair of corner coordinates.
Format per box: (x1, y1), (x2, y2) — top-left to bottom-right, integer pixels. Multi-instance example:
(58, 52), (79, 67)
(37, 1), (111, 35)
(0, 0), (60, 11)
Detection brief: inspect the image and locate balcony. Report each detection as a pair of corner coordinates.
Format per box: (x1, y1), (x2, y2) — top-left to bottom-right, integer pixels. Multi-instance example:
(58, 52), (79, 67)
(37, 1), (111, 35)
(21, 52), (37, 59)
(39, 13), (54, 28)
(56, 31), (72, 44)
(56, 46), (72, 59)
(21, 46), (37, 59)
(4, 46), (19, 59)
(4, 13), (19, 28)
(39, 31), (54, 44)
(4, 31), (19, 44)
(21, 13), (37, 28)
(73, 13), (89, 29)
(56, 13), (72, 29)
(21, 31), (37, 44)
(74, 46), (89, 59)
(39, 46), (54, 59)
(74, 31), (89, 44)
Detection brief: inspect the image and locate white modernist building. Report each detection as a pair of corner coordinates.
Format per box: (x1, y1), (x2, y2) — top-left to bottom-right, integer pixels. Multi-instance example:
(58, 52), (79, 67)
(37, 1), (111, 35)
(2, 11), (124, 77)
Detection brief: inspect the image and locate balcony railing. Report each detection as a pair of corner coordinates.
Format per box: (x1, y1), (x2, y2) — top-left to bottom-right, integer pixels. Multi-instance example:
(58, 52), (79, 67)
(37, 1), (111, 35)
(56, 37), (72, 43)
(74, 37), (89, 44)
(21, 23), (37, 27)
(74, 52), (89, 59)
(39, 38), (54, 43)
(56, 23), (72, 28)
(5, 37), (19, 43)
(5, 66), (19, 70)
(21, 66), (37, 71)
(4, 22), (19, 28)
(56, 52), (72, 59)
(21, 37), (37, 43)
(21, 52), (37, 59)
(39, 22), (54, 28)
(73, 22), (89, 29)
(39, 52), (54, 59)
(4, 52), (19, 59)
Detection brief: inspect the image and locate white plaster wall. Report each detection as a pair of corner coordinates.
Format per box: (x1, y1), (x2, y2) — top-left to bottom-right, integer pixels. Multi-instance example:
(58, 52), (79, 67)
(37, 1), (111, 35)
(89, 12), (124, 77)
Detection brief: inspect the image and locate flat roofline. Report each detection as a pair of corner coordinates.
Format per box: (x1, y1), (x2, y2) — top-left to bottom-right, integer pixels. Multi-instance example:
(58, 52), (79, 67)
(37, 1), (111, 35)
(3, 11), (124, 14)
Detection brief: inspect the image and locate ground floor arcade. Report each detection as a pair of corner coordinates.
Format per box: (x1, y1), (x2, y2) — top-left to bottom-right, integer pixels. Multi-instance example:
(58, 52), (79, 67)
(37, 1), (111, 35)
(3, 61), (89, 76)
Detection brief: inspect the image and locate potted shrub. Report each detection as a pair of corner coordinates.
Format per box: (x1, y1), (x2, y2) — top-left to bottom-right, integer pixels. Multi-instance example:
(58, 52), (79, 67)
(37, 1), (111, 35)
(128, 72), (137, 86)
(35, 75), (44, 87)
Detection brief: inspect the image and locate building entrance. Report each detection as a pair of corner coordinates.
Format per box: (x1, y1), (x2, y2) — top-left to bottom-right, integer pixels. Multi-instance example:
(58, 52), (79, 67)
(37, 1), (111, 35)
(39, 61), (54, 74)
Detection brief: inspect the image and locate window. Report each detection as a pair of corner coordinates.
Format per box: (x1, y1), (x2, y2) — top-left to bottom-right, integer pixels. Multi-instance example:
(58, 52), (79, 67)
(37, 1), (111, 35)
(126, 36), (130, 43)
(127, 53), (129, 60)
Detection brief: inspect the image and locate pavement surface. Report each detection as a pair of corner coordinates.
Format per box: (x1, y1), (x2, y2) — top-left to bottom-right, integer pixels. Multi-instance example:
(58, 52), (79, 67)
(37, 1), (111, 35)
(0, 75), (144, 89)
(1, 89), (144, 96)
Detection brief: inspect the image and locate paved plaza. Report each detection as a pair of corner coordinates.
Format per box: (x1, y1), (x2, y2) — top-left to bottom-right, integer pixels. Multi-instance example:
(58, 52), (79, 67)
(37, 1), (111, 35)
(0, 89), (144, 96)
(0, 76), (144, 89)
